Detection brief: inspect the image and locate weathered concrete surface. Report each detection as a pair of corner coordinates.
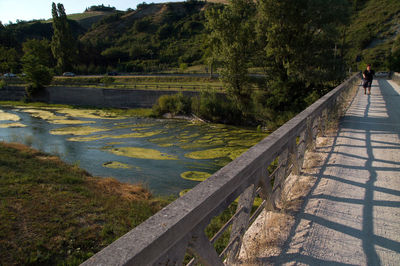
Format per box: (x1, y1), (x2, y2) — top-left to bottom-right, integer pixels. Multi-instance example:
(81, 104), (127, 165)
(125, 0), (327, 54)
(46, 86), (201, 108)
(267, 79), (400, 265)
(0, 86), (26, 101)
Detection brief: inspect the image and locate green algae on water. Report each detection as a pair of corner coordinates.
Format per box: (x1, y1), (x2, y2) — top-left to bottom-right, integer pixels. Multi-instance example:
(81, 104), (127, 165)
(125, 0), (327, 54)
(68, 135), (109, 142)
(22, 109), (95, 125)
(179, 143), (214, 150)
(0, 110), (20, 121)
(158, 143), (174, 147)
(106, 142), (123, 146)
(185, 147), (248, 160)
(128, 130), (162, 138)
(102, 161), (133, 169)
(55, 108), (126, 120)
(109, 147), (178, 160)
(180, 171), (211, 182)
(50, 119), (95, 125)
(228, 148), (249, 160)
(22, 109), (59, 120)
(68, 131), (163, 142)
(0, 122), (26, 128)
(50, 126), (109, 136)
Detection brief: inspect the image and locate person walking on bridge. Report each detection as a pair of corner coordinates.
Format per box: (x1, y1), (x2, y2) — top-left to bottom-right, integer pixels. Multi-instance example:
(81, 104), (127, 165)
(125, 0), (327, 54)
(362, 64), (375, 95)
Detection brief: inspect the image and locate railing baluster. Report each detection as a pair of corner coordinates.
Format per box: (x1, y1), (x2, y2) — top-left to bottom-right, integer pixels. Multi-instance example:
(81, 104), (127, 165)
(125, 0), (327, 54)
(266, 148), (290, 211)
(297, 129), (307, 172)
(290, 137), (301, 176)
(226, 183), (257, 263)
(188, 228), (224, 266)
(306, 117), (315, 151)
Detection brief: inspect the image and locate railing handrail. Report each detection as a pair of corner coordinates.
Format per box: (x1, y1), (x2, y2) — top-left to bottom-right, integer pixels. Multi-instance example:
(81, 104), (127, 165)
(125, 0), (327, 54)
(82, 73), (360, 266)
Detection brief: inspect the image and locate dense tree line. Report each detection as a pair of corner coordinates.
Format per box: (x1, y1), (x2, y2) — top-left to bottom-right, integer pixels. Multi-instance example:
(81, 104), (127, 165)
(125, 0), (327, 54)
(1, 0), (398, 77)
(202, 0), (352, 127)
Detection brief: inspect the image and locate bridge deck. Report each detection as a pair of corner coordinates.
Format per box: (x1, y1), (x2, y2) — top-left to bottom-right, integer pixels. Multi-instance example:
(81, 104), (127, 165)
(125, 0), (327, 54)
(272, 79), (400, 265)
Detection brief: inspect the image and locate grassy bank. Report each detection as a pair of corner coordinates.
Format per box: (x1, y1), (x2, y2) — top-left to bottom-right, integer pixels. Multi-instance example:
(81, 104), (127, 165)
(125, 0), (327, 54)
(0, 142), (172, 265)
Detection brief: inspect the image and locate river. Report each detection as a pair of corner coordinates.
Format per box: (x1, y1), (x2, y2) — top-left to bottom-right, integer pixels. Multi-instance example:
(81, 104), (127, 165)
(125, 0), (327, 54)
(0, 104), (267, 195)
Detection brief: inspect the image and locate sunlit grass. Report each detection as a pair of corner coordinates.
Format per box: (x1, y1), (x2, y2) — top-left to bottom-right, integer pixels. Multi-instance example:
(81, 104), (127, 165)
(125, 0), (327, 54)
(0, 142), (172, 265)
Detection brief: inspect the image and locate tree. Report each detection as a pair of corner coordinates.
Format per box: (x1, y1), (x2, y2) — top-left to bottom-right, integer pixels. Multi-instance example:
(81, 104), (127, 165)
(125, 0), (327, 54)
(255, 0), (350, 121)
(205, 0), (256, 115)
(22, 52), (53, 99)
(387, 36), (400, 72)
(0, 46), (19, 73)
(51, 2), (77, 73)
(22, 39), (53, 67)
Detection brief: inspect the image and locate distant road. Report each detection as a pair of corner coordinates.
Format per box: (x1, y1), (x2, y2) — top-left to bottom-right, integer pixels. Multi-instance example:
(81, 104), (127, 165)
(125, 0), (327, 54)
(55, 73), (220, 78)
(54, 73), (269, 78)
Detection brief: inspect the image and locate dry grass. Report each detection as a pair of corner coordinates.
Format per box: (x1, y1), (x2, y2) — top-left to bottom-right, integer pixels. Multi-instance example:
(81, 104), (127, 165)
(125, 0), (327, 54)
(86, 177), (152, 201)
(206, 0), (229, 4)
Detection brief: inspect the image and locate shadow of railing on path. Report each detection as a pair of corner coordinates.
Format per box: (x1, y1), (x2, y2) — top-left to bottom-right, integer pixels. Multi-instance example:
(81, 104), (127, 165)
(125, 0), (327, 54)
(261, 78), (400, 265)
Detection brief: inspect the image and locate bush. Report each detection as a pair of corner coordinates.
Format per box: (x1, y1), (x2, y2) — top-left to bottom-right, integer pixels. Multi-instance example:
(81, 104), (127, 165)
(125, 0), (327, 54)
(0, 79), (6, 89)
(152, 93), (192, 116)
(100, 76), (115, 87)
(22, 54), (53, 99)
(191, 90), (243, 124)
(153, 91), (250, 125)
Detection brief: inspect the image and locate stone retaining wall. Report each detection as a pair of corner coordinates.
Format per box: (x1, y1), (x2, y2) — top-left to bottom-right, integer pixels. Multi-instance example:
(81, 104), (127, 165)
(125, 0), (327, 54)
(0, 86), (201, 108)
(0, 86), (26, 101)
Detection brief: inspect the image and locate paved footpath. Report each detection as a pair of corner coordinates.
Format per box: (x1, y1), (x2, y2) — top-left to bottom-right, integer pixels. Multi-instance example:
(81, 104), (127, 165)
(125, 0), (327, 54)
(271, 79), (400, 265)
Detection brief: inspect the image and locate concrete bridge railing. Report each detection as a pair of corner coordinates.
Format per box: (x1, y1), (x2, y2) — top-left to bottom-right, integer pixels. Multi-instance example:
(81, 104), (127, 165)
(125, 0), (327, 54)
(82, 73), (360, 266)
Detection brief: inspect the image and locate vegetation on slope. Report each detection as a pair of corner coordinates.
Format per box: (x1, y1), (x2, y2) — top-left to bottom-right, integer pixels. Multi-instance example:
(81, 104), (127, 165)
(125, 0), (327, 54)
(0, 142), (171, 264)
(2, 0), (399, 75)
(78, 1), (210, 73)
(346, 0), (400, 70)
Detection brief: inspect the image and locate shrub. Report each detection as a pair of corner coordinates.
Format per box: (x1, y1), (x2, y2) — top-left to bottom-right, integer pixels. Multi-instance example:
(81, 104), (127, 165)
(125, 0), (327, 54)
(22, 54), (53, 99)
(191, 90), (243, 124)
(179, 63), (188, 71)
(152, 93), (192, 116)
(100, 76), (115, 87)
(0, 79), (6, 89)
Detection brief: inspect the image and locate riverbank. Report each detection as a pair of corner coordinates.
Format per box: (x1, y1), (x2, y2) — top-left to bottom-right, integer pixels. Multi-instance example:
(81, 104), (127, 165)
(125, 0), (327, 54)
(0, 142), (172, 265)
(0, 100), (153, 118)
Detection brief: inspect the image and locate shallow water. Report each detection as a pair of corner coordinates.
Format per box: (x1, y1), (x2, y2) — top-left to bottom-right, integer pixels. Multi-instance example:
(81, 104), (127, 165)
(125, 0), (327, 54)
(0, 105), (267, 195)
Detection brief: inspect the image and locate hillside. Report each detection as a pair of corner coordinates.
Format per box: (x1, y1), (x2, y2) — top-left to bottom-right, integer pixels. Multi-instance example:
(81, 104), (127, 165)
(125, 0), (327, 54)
(1, 1), (399, 74)
(77, 1), (213, 73)
(346, 0), (400, 70)
(67, 10), (117, 30)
